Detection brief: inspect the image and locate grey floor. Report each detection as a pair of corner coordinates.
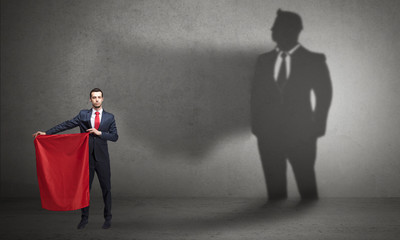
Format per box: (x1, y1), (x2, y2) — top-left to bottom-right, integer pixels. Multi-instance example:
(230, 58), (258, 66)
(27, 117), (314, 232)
(1, 198), (399, 240)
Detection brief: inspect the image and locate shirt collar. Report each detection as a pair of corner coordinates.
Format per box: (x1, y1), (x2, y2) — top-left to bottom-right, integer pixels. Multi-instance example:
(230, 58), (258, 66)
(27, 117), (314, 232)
(276, 43), (301, 55)
(92, 108), (103, 115)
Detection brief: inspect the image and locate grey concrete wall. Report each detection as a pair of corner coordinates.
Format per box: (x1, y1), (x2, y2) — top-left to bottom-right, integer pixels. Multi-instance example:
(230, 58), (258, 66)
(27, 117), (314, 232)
(1, 0), (400, 198)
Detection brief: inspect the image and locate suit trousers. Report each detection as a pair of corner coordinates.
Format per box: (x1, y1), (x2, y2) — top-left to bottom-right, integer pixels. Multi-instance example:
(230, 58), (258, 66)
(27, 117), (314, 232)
(257, 135), (318, 200)
(81, 151), (112, 221)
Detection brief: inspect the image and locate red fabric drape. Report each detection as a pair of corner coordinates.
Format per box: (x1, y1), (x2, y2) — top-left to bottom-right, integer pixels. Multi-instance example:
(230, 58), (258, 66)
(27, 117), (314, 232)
(34, 133), (90, 211)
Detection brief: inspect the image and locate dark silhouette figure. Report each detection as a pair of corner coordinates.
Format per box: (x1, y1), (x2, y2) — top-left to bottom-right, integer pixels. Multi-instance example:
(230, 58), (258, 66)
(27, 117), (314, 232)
(251, 9), (332, 200)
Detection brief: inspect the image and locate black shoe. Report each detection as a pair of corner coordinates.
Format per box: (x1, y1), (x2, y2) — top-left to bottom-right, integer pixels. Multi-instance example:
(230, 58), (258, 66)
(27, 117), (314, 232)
(102, 220), (111, 229)
(77, 218), (88, 229)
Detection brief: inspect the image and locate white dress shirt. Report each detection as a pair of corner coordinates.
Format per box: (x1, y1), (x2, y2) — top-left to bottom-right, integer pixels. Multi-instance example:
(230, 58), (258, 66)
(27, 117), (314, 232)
(274, 44), (301, 81)
(91, 108), (103, 128)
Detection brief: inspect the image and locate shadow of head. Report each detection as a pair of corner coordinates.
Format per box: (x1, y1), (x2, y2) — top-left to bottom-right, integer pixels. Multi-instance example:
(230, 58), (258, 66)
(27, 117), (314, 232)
(271, 9), (303, 51)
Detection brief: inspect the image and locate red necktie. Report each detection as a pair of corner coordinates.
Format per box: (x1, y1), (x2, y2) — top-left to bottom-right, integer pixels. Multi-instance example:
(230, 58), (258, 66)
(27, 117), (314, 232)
(94, 112), (100, 130)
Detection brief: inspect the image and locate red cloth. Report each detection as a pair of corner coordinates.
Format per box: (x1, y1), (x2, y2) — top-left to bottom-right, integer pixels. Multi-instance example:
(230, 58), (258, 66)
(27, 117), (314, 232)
(34, 133), (90, 211)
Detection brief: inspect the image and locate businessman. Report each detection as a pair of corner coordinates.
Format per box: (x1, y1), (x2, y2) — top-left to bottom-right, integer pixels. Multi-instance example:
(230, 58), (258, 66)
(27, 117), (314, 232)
(251, 10), (332, 201)
(33, 88), (118, 229)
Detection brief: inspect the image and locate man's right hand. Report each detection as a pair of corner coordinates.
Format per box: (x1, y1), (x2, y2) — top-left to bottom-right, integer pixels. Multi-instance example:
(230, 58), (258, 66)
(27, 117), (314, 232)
(32, 131), (46, 138)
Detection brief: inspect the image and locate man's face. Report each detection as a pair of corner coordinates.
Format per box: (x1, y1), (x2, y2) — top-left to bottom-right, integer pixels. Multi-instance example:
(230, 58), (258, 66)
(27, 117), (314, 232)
(270, 17), (301, 49)
(90, 91), (103, 109)
(271, 25), (297, 44)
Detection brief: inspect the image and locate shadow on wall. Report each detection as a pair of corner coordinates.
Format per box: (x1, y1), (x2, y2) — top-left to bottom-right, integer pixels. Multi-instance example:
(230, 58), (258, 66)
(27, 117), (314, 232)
(251, 10), (333, 200)
(89, 33), (272, 158)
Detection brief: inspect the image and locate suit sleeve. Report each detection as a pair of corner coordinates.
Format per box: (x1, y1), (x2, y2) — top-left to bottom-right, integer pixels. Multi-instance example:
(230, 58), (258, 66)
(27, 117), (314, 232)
(100, 115), (118, 142)
(312, 54), (333, 137)
(45, 114), (80, 135)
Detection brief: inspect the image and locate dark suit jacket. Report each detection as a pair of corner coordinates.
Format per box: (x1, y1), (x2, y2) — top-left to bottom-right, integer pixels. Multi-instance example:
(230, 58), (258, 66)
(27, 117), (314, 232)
(251, 46), (332, 141)
(46, 109), (118, 162)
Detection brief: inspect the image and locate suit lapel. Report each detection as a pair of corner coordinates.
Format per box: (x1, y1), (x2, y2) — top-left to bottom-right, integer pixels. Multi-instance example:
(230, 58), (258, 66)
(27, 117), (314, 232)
(99, 110), (107, 131)
(86, 109), (92, 128)
(263, 52), (277, 83)
(289, 46), (306, 80)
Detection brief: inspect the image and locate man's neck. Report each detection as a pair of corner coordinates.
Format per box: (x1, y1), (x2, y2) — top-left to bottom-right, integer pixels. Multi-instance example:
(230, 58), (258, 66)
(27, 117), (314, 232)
(93, 107), (103, 112)
(277, 42), (299, 52)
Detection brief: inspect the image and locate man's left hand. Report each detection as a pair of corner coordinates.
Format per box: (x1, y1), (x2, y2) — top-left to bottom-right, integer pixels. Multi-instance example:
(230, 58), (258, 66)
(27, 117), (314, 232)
(87, 128), (102, 136)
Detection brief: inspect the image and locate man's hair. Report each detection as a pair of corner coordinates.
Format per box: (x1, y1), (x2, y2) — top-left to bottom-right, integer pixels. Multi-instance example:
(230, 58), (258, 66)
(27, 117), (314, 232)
(273, 9), (303, 32)
(90, 88), (103, 98)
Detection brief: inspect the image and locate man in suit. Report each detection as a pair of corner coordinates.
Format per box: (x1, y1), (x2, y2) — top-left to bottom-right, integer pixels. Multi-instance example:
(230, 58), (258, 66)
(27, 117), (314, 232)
(251, 10), (332, 201)
(33, 88), (118, 229)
